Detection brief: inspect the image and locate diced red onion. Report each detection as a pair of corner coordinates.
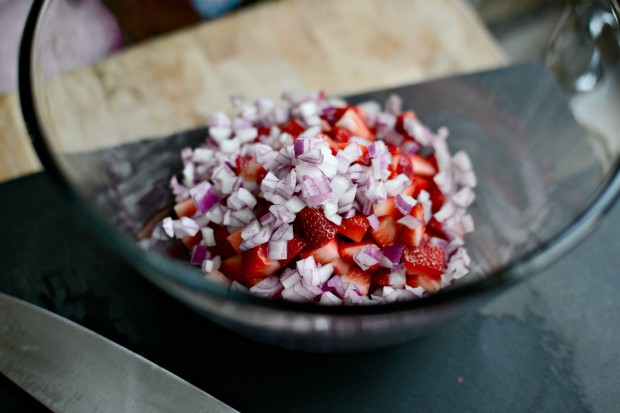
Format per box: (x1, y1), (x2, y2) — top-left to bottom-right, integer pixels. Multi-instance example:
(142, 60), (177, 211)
(281, 269), (302, 289)
(353, 245), (382, 270)
(347, 164), (369, 185)
(261, 172), (279, 192)
(241, 220), (261, 241)
(269, 204), (296, 225)
(190, 244), (207, 265)
(200, 227), (216, 246)
(462, 214), (475, 233)
(284, 196), (306, 213)
(301, 175), (332, 206)
(401, 140), (421, 155)
(209, 127), (232, 143)
(173, 217), (200, 238)
(250, 225), (273, 246)
(434, 201), (456, 222)
(162, 217), (175, 238)
(383, 131), (405, 146)
(268, 240), (288, 260)
(205, 204), (225, 224)
(453, 187), (475, 208)
(249, 276), (283, 298)
(382, 244), (405, 265)
(299, 148), (323, 164)
(398, 214), (423, 229)
(336, 151), (354, 174)
(395, 194), (416, 215)
(336, 186), (356, 208)
(385, 174), (411, 196)
(231, 208), (255, 225)
(319, 291), (343, 305)
(231, 281), (249, 293)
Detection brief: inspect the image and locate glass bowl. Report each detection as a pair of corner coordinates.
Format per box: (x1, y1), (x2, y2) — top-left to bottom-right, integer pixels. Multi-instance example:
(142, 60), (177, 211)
(18, 0), (620, 351)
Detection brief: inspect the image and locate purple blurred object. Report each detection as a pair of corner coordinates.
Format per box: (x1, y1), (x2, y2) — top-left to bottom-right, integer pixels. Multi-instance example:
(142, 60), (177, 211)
(0, 0), (122, 94)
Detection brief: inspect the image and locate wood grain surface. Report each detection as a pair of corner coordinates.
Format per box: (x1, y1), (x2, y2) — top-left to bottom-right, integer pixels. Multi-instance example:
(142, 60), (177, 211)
(0, 0), (507, 182)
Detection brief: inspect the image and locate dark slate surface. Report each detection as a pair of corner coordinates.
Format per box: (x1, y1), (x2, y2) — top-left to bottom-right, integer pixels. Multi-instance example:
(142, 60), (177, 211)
(1, 172), (619, 413)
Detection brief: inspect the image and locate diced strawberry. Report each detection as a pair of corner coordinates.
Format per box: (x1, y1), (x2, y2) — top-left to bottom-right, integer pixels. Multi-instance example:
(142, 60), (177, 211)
(299, 207), (338, 248)
(330, 127), (353, 143)
(330, 257), (352, 275)
(278, 236), (306, 266)
(239, 158), (264, 181)
(411, 176), (430, 197)
(372, 268), (391, 287)
(389, 151), (413, 179)
(341, 267), (372, 296)
(181, 232), (202, 248)
(226, 228), (244, 254)
(245, 277), (265, 288)
(235, 155), (252, 175)
(338, 216), (370, 242)
(283, 120), (305, 139)
(208, 227), (237, 259)
(338, 241), (377, 262)
(174, 198), (197, 218)
(427, 179), (445, 213)
(373, 197), (396, 217)
(395, 111), (416, 135)
(427, 217), (448, 240)
(257, 127), (271, 137)
(410, 154), (437, 176)
(399, 203), (425, 246)
(220, 254), (243, 282)
(335, 108), (374, 141)
(242, 244), (281, 279)
(166, 241), (190, 261)
(402, 245), (446, 280)
(355, 145), (372, 166)
(255, 167), (268, 185)
(370, 216), (398, 247)
(300, 239), (339, 264)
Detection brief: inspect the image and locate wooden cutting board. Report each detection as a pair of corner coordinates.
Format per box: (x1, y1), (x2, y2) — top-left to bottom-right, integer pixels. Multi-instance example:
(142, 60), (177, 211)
(0, 0), (507, 182)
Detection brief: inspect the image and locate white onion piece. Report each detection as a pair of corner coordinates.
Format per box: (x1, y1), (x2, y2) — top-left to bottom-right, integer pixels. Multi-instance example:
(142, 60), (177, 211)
(268, 240), (288, 260)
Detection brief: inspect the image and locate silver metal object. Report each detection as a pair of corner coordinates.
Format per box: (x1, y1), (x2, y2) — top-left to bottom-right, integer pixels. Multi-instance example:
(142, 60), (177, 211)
(0, 293), (239, 413)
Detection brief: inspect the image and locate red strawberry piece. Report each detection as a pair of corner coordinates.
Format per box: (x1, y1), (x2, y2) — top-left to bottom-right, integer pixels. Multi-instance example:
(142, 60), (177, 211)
(341, 267), (372, 296)
(395, 110), (416, 135)
(328, 127), (353, 144)
(209, 226), (237, 259)
(372, 268), (391, 287)
(283, 119), (306, 139)
(338, 216), (370, 242)
(427, 217), (448, 240)
(238, 158), (264, 182)
(399, 203), (425, 247)
(242, 244), (281, 280)
(174, 197), (197, 218)
(167, 241), (190, 261)
(402, 245), (446, 280)
(370, 215), (398, 247)
(427, 179), (445, 213)
(235, 155), (252, 175)
(373, 197), (397, 217)
(322, 106), (348, 126)
(410, 154), (437, 177)
(335, 108), (374, 141)
(278, 236), (307, 266)
(220, 254), (243, 282)
(299, 207), (338, 248)
(330, 258), (352, 275)
(181, 232), (202, 248)
(338, 241), (377, 262)
(300, 239), (339, 264)
(226, 228), (244, 254)
(411, 177), (430, 197)
(258, 127), (271, 137)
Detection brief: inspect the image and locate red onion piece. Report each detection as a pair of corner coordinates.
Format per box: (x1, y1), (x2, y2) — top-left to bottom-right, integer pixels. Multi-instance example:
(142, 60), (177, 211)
(353, 245), (382, 270)
(319, 291), (343, 305)
(395, 194), (416, 215)
(382, 244), (405, 265)
(191, 244), (208, 265)
(301, 175), (332, 206)
(268, 240), (288, 260)
(398, 214), (423, 229)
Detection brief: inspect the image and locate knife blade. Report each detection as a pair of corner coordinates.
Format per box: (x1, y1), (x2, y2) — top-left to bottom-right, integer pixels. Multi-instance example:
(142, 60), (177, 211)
(0, 292), (239, 413)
